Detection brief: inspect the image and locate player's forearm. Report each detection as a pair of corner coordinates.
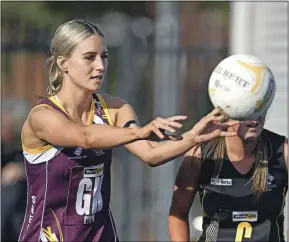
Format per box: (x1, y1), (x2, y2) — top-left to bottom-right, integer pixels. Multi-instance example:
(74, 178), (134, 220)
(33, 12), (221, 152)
(84, 124), (141, 149)
(146, 131), (196, 166)
(169, 215), (190, 242)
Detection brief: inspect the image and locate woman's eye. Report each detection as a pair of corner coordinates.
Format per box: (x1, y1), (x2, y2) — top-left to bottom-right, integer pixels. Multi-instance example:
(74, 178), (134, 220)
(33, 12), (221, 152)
(85, 56), (95, 61)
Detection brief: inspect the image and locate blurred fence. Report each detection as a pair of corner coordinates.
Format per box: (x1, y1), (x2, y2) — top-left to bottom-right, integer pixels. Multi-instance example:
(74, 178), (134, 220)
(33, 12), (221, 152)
(2, 3), (228, 241)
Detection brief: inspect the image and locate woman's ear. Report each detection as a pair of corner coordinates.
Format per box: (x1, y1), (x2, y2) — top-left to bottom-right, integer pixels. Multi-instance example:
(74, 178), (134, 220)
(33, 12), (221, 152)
(56, 56), (68, 73)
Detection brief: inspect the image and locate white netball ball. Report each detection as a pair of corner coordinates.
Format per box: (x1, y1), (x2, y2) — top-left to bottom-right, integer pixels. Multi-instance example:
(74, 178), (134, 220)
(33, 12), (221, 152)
(208, 54), (276, 120)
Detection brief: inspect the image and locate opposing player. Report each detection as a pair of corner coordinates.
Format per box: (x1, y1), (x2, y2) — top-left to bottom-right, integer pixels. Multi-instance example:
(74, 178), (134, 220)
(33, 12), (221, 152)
(169, 110), (288, 241)
(18, 20), (236, 242)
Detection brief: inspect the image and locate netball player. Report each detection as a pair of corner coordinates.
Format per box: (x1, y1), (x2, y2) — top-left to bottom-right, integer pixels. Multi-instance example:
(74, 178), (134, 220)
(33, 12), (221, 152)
(169, 112), (288, 241)
(19, 20), (236, 242)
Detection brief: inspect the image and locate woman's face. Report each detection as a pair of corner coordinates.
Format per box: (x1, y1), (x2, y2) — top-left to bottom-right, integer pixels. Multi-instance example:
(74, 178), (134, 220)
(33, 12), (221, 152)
(62, 34), (108, 92)
(227, 113), (266, 141)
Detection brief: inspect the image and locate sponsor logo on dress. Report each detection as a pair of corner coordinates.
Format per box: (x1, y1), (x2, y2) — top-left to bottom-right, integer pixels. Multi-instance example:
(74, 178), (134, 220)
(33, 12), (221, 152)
(266, 173), (276, 191)
(69, 148), (87, 160)
(94, 149), (106, 156)
(84, 164), (104, 178)
(232, 211), (258, 222)
(74, 148), (82, 156)
(84, 214), (95, 224)
(26, 196), (36, 231)
(211, 178), (232, 186)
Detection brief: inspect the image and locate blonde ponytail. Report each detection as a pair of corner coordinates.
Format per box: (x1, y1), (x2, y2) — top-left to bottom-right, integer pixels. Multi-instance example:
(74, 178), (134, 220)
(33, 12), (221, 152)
(46, 55), (63, 96)
(250, 136), (271, 200)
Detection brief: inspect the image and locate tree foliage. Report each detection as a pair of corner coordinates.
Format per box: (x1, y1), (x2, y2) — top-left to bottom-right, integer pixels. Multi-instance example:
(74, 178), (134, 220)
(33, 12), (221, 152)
(1, 1), (148, 26)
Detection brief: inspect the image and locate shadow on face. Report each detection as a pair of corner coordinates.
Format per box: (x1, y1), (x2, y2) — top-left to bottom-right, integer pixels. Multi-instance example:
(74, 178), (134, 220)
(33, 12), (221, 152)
(227, 113), (267, 141)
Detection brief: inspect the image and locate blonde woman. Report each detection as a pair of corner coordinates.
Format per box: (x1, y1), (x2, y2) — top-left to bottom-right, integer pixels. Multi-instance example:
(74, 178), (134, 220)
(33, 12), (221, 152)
(19, 20), (237, 242)
(169, 112), (288, 241)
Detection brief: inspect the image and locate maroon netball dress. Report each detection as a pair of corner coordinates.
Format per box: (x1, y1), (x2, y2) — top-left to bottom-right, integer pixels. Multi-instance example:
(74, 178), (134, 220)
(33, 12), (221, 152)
(19, 93), (119, 242)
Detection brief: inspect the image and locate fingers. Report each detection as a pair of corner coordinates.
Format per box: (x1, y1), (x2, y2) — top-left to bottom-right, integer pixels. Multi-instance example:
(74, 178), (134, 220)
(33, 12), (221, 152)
(218, 116), (230, 123)
(152, 125), (165, 139)
(195, 131), (219, 143)
(213, 123), (238, 130)
(215, 114), (228, 123)
(167, 115), (188, 121)
(208, 108), (222, 116)
(197, 129), (237, 142)
(167, 116), (187, 128)
(149, 116), (186, 140)
(166, 135), (183, 141)
(154, 122), (176, 133)
(227, 121), (240, 127)
(201, 114), (224, 127)
(154, 116), (185, 131)
(206, 114), (240, 126)
(220, 131), (237, 137)
(206, 107), (225, 117)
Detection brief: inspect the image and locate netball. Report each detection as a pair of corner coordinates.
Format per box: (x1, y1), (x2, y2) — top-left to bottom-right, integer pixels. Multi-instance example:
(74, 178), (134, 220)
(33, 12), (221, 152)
(208, 54), (276, 120)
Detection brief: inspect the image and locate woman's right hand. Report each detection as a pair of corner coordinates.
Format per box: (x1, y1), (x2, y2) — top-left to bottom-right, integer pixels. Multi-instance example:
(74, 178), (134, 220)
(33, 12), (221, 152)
(138, 115), (188, 141)
(188, 108), (239, 143)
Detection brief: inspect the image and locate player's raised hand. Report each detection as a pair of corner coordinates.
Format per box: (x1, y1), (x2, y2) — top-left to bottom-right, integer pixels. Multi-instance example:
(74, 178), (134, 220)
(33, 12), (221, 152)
(189, 108), (239, 143)
(138, 115), (187, 141)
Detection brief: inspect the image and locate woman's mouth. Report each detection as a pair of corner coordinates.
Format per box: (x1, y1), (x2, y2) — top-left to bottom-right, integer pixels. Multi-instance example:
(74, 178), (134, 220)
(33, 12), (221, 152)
(91, 75), (103, 81)
(246, 122), (259, 128)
